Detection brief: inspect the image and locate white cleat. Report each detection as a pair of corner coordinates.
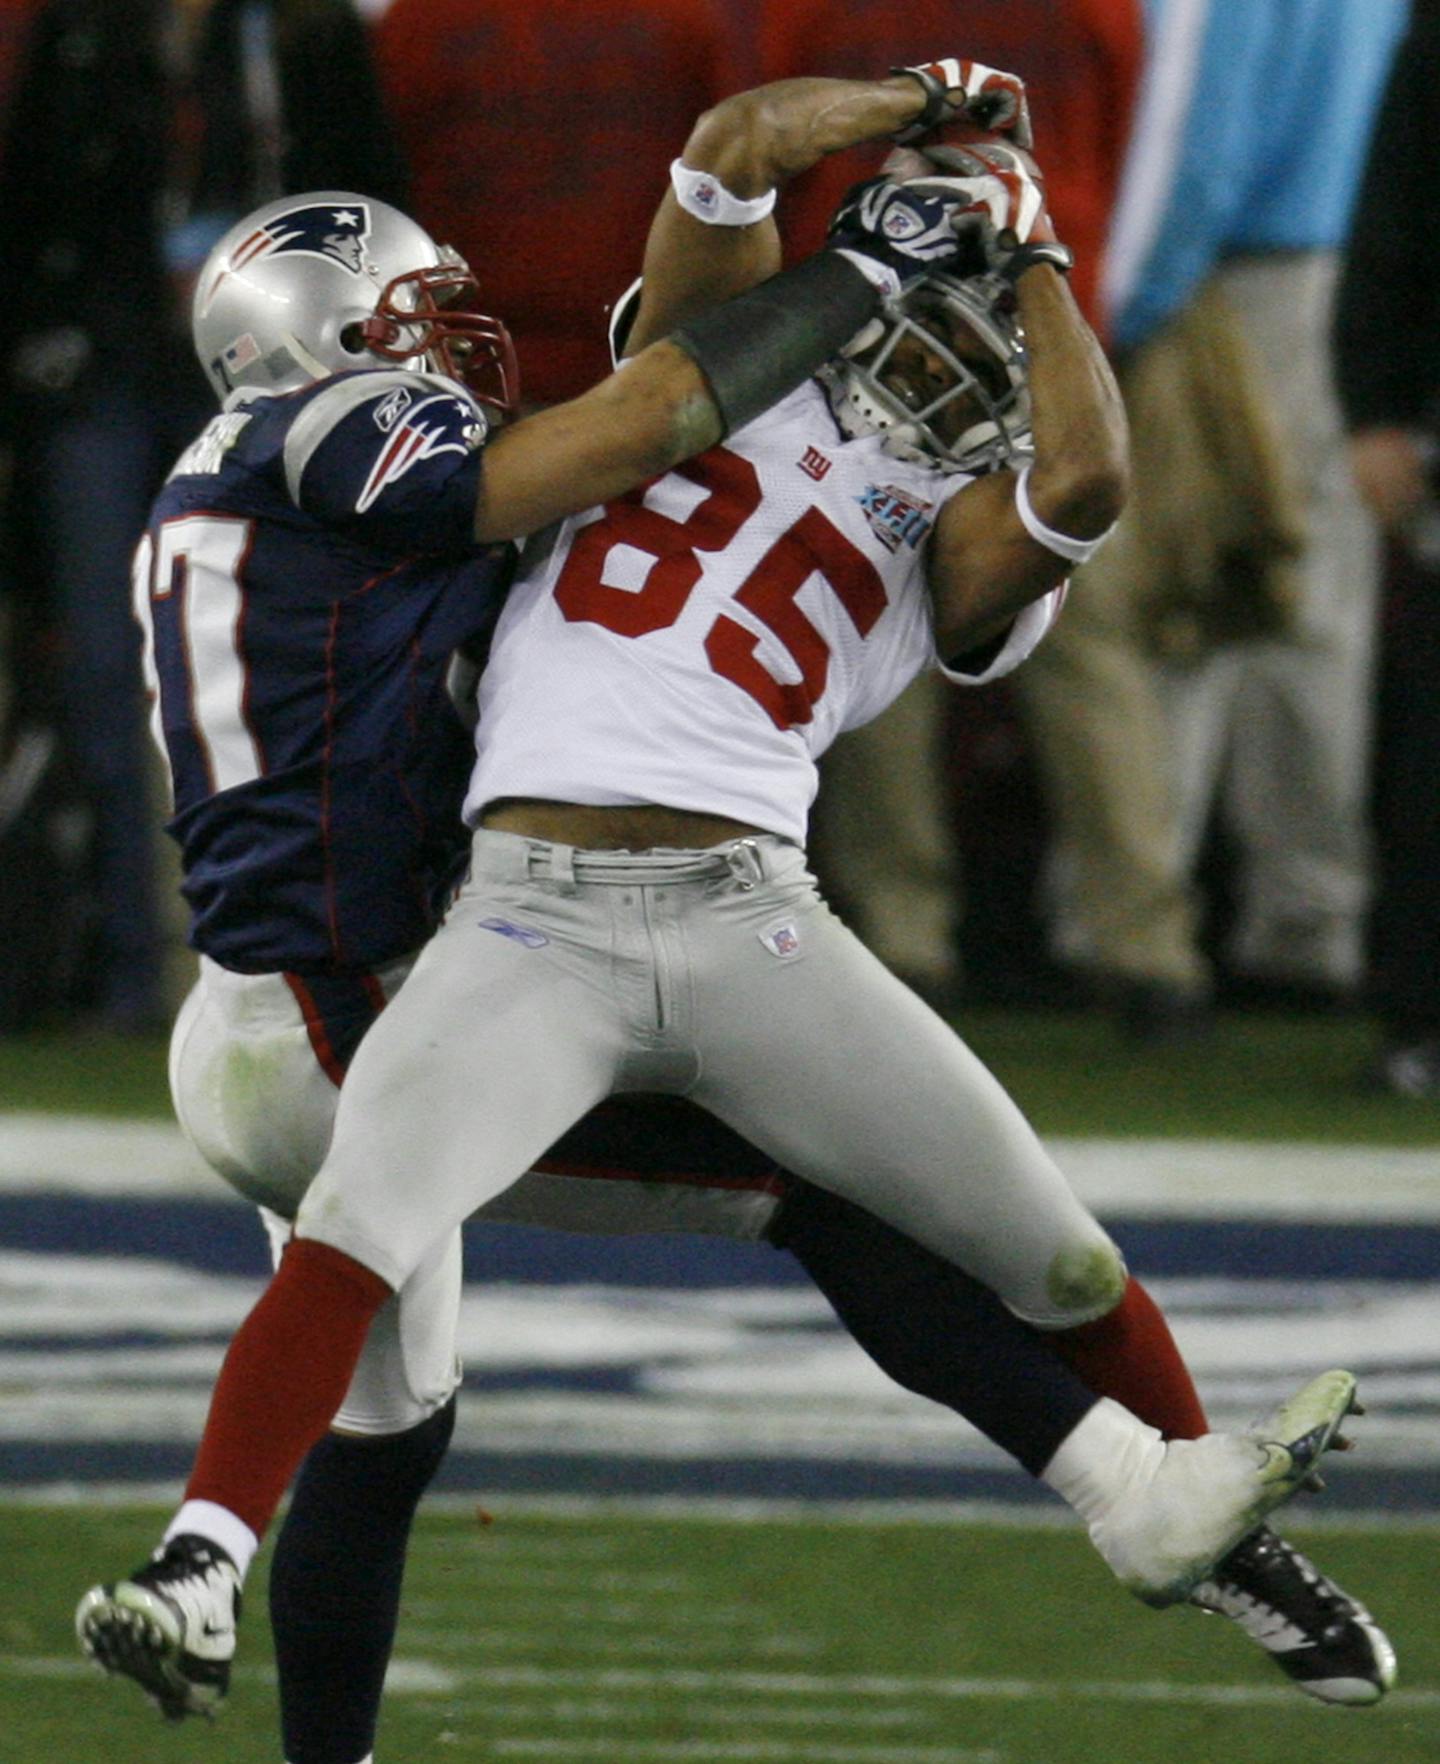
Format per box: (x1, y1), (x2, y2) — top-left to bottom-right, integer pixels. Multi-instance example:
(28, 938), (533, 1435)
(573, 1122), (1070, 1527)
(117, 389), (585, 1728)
(1091, 1369), (1360, 1608)
(76, 1534), (241, 1721)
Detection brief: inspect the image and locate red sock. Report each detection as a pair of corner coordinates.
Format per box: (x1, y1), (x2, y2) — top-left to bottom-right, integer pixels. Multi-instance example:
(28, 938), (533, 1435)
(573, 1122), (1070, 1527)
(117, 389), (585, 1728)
(186, 1239), (393, 1538)
(1048, 1276), (1209, 1439)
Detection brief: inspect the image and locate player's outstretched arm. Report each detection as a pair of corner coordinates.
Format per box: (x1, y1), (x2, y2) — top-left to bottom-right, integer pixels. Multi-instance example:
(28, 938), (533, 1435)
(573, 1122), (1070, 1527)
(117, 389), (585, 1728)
(473, 337), (725, 541)
(474, 179), (977, 543)
(624, 61), (1028, 356)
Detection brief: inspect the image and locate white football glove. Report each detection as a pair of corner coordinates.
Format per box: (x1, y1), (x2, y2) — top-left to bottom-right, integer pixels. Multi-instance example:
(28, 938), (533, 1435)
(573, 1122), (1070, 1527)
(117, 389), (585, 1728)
(891, 58), (1034, 151)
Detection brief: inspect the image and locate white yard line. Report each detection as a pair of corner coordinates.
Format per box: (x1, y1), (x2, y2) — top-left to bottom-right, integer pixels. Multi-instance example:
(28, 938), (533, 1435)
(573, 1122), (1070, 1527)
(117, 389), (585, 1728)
(14, 1653), (1440, 1713)
(489, 1745), (999, 1761)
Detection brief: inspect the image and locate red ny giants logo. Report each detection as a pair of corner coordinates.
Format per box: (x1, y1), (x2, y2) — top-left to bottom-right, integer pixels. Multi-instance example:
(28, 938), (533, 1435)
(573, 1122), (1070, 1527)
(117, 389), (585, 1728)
(798, 446), (832, 481)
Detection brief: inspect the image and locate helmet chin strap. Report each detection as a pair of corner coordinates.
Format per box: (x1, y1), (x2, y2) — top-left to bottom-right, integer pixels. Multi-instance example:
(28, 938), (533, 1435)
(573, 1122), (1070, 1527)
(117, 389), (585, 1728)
(283, 332), (337, 383)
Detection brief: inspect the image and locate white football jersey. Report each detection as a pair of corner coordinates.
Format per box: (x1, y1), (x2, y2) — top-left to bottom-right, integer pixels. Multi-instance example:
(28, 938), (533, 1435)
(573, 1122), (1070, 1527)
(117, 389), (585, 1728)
(465, 380), (1062, 841)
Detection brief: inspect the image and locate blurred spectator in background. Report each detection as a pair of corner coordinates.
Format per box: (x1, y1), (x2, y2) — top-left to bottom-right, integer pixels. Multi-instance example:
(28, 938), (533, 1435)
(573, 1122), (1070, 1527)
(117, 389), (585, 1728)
(369, 0), (739, 408)
(0, 0), (34, 159)
(1015, 0), (1408, 1042)
(0, 0), (406, 1032)
(1334, 0), (1440, 1099)
(756, 0), (1145, 1013)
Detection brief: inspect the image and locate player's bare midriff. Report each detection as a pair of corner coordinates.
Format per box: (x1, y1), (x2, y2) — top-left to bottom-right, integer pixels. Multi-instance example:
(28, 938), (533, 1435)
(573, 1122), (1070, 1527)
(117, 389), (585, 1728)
(480, 799), (768, 852)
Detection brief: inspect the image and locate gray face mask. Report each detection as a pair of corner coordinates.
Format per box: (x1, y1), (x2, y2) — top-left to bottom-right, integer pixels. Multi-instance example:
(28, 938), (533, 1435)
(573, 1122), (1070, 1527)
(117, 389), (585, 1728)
(819, 270), (1033, 475)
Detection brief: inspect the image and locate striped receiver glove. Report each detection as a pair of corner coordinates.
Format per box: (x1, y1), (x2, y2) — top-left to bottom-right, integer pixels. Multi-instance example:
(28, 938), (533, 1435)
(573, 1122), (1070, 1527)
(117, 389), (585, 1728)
(826, 176), (982, 297)
(891, 58), (1034, 150)
(913, 146), (1073, 284)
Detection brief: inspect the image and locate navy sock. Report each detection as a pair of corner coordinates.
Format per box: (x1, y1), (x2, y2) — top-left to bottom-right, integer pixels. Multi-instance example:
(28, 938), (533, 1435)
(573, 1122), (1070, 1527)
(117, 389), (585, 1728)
(270, 1395), (457, 1764)
(770, 1181), (1096, 1475)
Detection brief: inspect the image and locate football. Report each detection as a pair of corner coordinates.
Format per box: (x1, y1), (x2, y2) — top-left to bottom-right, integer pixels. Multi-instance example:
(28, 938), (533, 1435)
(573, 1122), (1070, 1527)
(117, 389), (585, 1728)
(885, 119), (1041, 185)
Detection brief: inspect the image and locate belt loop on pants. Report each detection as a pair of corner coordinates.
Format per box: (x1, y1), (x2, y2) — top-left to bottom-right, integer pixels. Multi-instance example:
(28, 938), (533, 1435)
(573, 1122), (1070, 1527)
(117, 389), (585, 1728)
(542, 842), (578, 894)
(725, 838), (764, 891)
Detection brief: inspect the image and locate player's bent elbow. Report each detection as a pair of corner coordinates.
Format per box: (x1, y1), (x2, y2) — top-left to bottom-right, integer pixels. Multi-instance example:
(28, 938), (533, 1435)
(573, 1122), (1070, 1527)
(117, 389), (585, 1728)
(680, 91), (776, 197)
(1027, 449), (1130, 542)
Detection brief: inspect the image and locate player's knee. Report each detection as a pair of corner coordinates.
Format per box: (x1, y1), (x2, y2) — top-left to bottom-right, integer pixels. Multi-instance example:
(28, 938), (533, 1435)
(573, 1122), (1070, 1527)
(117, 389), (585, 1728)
(1042, 1236), (1129, 1325)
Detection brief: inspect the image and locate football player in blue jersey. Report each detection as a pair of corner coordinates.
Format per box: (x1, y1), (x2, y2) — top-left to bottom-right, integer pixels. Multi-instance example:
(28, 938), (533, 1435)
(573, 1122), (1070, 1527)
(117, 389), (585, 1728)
(78, 63), (1392, 1760)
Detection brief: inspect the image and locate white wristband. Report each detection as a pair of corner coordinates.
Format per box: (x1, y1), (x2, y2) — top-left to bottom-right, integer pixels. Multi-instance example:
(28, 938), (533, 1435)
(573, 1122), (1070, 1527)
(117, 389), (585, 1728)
(670, 159), (778, 227)
(1014, 463), (1113, 565)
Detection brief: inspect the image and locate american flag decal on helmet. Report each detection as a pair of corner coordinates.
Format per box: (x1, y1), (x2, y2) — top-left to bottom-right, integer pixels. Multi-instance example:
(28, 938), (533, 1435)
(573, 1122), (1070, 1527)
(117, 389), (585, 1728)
(220, 332), (261, 376)
(230, 203), (373, 278)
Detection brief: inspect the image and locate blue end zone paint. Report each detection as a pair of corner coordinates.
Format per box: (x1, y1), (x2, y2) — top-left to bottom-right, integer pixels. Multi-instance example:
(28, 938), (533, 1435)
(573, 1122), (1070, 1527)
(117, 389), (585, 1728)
(6, 1192), (1438, 1509)
(6, 1195), (1440, 1283)
(3, 1439), (1437, 1512)
(1, 1196), (272, 1276)
(1113, 1218), (1440, 1281)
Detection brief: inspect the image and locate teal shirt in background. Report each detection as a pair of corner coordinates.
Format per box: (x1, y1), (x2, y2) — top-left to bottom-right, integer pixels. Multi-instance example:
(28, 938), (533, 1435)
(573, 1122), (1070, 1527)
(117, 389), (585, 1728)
(1110, 0), (1409, 349)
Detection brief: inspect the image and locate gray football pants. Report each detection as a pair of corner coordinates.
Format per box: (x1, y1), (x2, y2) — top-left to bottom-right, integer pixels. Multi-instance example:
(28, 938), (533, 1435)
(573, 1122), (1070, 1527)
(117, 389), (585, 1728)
(296, 829), (1126, 1328)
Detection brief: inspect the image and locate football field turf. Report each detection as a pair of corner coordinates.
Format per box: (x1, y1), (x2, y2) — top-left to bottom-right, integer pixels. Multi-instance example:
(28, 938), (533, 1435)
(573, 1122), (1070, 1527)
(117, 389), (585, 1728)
(3, 1015), (1436, 1759)
(4, 1503), (1437, 1763)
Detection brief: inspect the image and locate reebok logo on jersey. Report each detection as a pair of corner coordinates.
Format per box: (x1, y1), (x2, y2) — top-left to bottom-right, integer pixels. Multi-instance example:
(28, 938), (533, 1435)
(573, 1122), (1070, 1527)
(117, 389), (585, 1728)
(373, 386), (414, 432)
(758, 923), (801, 959)
(798, 446), (832, 481)
(478, 917), (549, 948)
(857, 483), (934, 554)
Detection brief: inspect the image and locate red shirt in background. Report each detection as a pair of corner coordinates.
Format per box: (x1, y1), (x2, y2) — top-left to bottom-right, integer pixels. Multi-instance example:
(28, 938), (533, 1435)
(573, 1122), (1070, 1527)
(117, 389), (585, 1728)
(371, 0), (739, 405)
(757, 0), (1144, 340)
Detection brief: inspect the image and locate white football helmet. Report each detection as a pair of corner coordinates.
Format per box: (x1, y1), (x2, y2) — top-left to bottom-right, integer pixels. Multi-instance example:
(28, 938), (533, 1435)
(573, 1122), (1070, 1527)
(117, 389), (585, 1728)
(818, 269), (1031, 474)
(192, 191), (518, 414)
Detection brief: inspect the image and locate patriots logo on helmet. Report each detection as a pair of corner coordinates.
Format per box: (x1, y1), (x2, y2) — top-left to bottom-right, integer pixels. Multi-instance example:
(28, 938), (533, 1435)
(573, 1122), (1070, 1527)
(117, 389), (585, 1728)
(228, 203), (374, 279)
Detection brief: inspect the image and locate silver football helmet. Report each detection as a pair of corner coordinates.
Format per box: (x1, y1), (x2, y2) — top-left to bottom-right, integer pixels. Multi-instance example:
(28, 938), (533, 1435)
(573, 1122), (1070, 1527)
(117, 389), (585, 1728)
(192, 191), (518, 413)
(818, 269), (1031, 474)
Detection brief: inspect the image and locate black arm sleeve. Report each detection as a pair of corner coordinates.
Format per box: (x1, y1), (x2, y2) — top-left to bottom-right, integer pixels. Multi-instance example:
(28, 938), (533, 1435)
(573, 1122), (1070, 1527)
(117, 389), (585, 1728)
(669, 251), (880, 436)
(1333, 18), (1440, 433)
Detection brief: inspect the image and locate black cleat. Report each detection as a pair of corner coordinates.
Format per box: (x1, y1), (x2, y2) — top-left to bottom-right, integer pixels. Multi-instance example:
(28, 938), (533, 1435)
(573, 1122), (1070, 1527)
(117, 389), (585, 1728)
(1192, 1526), (1396, 1705)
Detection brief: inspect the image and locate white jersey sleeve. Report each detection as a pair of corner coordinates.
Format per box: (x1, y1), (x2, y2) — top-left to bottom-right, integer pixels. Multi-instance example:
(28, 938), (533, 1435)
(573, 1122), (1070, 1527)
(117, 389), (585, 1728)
(937, 578), (1068, 687)
(464, 382), (1046, 842)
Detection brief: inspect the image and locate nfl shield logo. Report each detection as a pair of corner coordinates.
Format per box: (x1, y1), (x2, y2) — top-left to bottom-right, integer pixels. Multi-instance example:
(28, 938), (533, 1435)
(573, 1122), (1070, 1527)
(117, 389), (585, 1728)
(759, 923), (801, 959)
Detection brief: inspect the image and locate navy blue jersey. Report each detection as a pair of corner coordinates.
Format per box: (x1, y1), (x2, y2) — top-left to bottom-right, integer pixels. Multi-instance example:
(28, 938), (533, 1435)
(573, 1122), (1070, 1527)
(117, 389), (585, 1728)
(134, 368), (513, 974)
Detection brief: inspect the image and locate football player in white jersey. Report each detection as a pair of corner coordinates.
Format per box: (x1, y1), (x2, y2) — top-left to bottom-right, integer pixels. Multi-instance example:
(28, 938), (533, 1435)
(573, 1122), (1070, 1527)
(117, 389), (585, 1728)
(78, 60), (1388, 1739)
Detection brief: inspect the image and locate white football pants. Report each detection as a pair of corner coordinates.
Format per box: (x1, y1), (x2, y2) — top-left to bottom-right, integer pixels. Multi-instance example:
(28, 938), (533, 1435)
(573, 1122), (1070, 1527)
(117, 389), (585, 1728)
(169, 956), (462, 1435)
(297, 830), (1126, 1328)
